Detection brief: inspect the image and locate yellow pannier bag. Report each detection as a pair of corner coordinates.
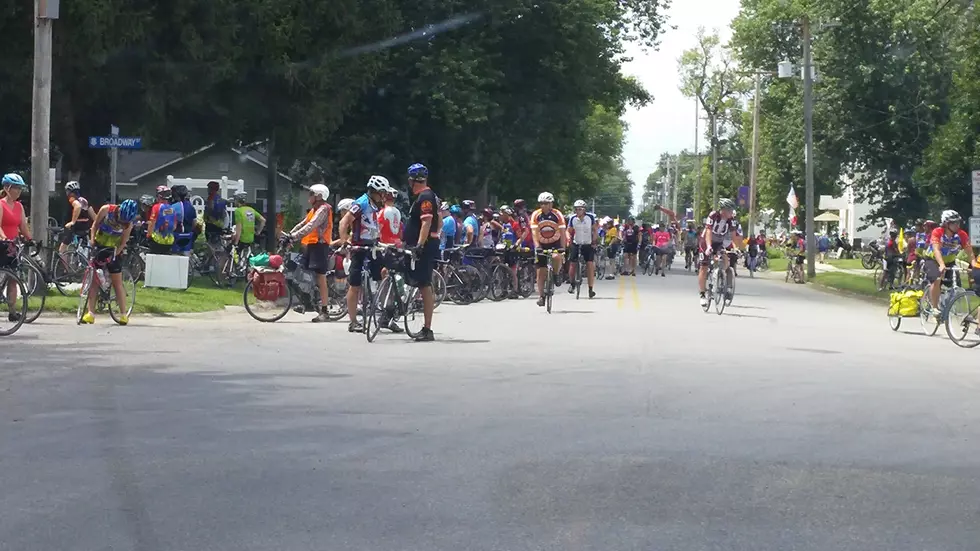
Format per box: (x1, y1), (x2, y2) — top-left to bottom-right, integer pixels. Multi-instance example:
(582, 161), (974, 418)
(889, 289), (923, 316)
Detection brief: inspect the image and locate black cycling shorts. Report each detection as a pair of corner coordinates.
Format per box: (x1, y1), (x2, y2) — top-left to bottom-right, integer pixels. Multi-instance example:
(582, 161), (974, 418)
(623, 241), (639, 254)
(408, 239), (440, 288)
(535, 246), (563, 268)
(606, 243), (620, 258)
(59, 223), (90, 245)
(303, 243), (332, 275)
(92, 246), (122, 274)
(568, 244), (595, 263)
(348, 244), (384, 287)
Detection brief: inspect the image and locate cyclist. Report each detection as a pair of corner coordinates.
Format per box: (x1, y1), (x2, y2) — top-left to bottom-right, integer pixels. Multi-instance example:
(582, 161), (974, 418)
(499, 206), (522, 297)
(146, 185), (176, 254)
(60, 181), (97, 253)
(378, 186), (402, 248)
(460, 200), (479, 246)
(81, 199), (138, 325)
(924, 210), (976, 315)
(530, 191), (566, 307)
(331, 198), (355, 248)
(285, 184), (334, 323)
(339, 175), (387, 333)
(683, 220), (698, 269)
(169, 184), (198, 254)
(881, 227), (902, 289)
(439, 203), (456, 251)
(652, 223), (673, 276)
(204, 181), (228, 245)
(698, 198), (742, 307)
(784, 230), (805, 266)
(602, 218), (619, 279)
(566, 199), (597, 298)
(0, 173), (33, 322)
(232, 192), (265, 255)
(639, 222), (652, 268)
(513, 199), (533, 250)
(621, 216), (640, 275)
(479, 207), (501, 248)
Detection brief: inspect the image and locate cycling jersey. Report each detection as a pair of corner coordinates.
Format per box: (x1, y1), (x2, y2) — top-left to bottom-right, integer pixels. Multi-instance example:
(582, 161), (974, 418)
(440, 215), (456, 249)
(653, 230), (672, 248)
(349, 193), (380, 244)
(94, 205), (127, 248)
(479, 221), (495, 248)
(530, 208), (566, 247)
(621, 224), (639, 244)
(568, 213), (596, 245)
(70, 196), (92, 224)
(462, 215), (480, 246)
(705, 211), (736, 240)
(378, 205), (402, 245)
(233, 206), (260, 244)
(516, 213), (533, 247)
(603, 226), (618, 245)
(684, 230), (698, 247)
(926, 227), (971, 263)
(205, 194), (228, 229)
(500, 220), (518, 246)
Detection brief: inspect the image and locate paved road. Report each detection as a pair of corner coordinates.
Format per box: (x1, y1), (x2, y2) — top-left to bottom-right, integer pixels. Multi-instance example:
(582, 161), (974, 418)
(4, 262), (980, 551)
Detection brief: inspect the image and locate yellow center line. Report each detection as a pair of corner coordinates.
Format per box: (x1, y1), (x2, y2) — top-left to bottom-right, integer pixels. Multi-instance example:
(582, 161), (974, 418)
(631, 274), (641, 310)
(616, 273), (625, 309)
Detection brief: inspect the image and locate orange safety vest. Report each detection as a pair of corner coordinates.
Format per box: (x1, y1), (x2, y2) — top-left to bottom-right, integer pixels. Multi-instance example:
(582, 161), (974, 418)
(300, 204), (333, 246)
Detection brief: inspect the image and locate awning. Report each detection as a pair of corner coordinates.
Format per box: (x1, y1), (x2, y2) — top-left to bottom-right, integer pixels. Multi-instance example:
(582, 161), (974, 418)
(814, 211), (840, 222)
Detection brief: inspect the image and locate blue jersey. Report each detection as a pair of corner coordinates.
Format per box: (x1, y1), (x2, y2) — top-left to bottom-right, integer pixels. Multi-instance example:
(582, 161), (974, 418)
(440, 216), (456, 249)
(349, 193), (380, 244)
(462, 215), (480, 246)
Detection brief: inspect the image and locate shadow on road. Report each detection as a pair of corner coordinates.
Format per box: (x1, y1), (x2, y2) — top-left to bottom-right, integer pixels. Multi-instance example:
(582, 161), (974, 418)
(728, 304), (766, 310)
(552, 310), (595, 315)
(724, 312), (771, 320)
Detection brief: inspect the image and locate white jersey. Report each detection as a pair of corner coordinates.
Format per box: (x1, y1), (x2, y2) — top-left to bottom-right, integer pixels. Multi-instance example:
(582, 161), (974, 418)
(568, 213), (596, 245)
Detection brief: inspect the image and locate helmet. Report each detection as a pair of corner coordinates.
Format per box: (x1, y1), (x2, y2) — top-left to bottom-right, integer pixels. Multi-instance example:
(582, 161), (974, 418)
(439, 202), (450, 211)
(338, 198), (354, 212)
(719, 198), (736, 210)
(139, 194), (155, 207)
(924, 219), (937, 229)
(233, 191), (248, 204)
(483, 207), (494, 218)
(513, 199), (526, 209)
(450, 205), (462, 216)
(652, 224), (660, 230)
(268, 255), (283, 269)
(889, 228), (899, 236)
(941, 210), (962, 225)
(493, 213), (500, 220)
(118, 199), (138, 222)
(155, 185), (171, 198)
(2, 173), (26, 187)
(65, 181), (81, 195)
(501, 206), (514, 216)
(537, 192), (554, 203)
(791, 229), (803, 236)
(170, 184), (189, 200)
(366, 175), (389, 192)
(462, 200), (476, 210)
(207, 180), (220, 190)
(407, 163), (429, 180)
(573, 199), (587, 208)
(309, 183), (330, 201)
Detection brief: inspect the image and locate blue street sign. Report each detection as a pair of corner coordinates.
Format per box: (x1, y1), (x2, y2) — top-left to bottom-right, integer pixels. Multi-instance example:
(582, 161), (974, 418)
(88, 136), (143, 149)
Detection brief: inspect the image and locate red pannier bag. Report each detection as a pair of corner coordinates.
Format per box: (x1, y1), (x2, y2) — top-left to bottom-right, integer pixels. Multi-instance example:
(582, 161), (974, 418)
(251, 269), (287, 301)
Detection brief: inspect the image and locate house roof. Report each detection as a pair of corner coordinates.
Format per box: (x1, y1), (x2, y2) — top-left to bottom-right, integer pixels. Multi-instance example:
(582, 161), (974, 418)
(116, 144), (295, 184)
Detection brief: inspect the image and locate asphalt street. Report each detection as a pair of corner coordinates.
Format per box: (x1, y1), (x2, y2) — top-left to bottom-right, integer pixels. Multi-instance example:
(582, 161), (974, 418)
(3, 261), (980, 551)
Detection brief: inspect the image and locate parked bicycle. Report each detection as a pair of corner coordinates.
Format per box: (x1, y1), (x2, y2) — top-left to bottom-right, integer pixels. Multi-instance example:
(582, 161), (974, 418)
(242, 246), (348, 323)
(0, 240), (29, 336)
(76, 248), (136, 325)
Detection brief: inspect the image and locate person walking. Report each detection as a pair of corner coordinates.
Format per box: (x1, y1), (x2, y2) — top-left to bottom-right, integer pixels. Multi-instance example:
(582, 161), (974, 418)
(403, 163), (440, 341)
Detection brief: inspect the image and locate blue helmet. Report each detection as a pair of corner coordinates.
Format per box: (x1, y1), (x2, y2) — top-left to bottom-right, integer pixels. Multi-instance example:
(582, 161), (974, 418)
(408, 163), (428, 180)
(449, 205), (462, 216)
(2, 173), (26, 187)
(118, 199), (138, 222)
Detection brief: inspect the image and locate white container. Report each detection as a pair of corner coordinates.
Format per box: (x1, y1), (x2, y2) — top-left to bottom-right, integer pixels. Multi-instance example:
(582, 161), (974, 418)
(144, 254), (190, 289)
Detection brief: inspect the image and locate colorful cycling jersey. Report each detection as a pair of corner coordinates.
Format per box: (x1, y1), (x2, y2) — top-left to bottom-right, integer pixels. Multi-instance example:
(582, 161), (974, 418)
(348, 193), (380, 244)
(654, 230), (672, 248)
(568, 213), (596, 245)
(378, 205), (402, 245)
(926, 227), (971, 263)
(71, 196), (92, 223)
(915, 231), (928, 251)
(462, 215), (480, 246)
(516, 213), (533, 247)
(603, 226), (618, 245)
(440, 215), (456, 249)
(233, 206), (260, 244)
(500, 220), (518, 246)
(684, 229), (698, 247)
(621, 224), (639, 244)
(705, 210), (736, 242)
(785, 238), (805, 255)
(479, 221), (495, 248)
(530, 208), (566, 246)
(94, 205), (127, 248)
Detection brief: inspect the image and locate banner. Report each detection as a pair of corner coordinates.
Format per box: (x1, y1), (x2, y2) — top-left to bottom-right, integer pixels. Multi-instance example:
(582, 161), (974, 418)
(737, 186), (750, 209)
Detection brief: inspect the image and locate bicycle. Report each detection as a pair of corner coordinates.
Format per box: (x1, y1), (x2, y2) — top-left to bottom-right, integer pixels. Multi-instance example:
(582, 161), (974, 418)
(943, 275), (980, 348)
(374, 247), (427, 339)
(76, 248), (136, 325)
(242, 244), (348, 323)
(348, 243), (390, 342)
(919, 265), (965, 337)
(785, 255), (805, 284)
(43, 227), (91, 294)
(0, 240), (29, 336)
(536, 248), (563, 314)
(12, 239), (47, 324)
(874, 257), (906, 292)
(702, 250), (728, 315)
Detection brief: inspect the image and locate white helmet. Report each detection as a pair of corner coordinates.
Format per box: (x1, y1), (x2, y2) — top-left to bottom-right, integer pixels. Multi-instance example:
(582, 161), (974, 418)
(338, 198), (354, 212)
(941, 209), (962, 225)
(537, 192), (555, 203)
(367, 175), (390, 192)
(573, 199), (587, 208)
(309, 184), (330, 201)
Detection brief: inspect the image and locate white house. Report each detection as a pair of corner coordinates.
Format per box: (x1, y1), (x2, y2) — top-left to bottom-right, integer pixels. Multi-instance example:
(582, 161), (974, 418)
(818, 179), (884, 245)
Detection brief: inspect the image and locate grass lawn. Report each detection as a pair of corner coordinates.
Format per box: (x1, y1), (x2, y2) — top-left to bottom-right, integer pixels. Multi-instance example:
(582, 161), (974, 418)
(826, 257), (867, 271)
(30, 278), (245, 315)
(812, 272), (883, 299)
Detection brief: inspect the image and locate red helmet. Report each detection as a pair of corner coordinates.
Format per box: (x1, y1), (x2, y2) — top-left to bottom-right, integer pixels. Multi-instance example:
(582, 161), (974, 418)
(513, 199), (526, 209)
(268, 254), (283, 269)
(483, 207), (494, 218)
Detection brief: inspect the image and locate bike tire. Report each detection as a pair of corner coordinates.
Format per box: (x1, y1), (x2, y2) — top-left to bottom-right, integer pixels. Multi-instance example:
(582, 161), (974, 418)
(403, 286), (425, 338)
(518, 263), (535, 298)
(714, 269), (726, 315)
(919, 294), (940, 336)
(944, 289), (980, 348)
(702, 276), (713, 313)
(575, 259), (584, 300)
(18, 261), (46, 324)
(108, 269), (137, 324)
(861, 253), (876, 270)
(545, 268), (554, 314)
(431, 269), (446, 309)
(489, 264), (510, 302)
(0, 269), (28, 336)
(363, 276), (380, 342)
(725, 268), (735, 306)
(52, 250), (83, 295)
(242, 279), (292, 322)
(76, 268), (94, 324)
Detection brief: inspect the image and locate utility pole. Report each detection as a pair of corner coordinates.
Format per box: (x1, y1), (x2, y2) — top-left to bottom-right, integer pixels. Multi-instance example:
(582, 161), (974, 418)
(802, 15), (816, 279)
(711, 113), (719, 209)
(265, 133), (278, 252)
(694, 98), (701, 222)
(672, 155), (680, 215)
(31, 0), (57, 245)
(748, 73), (762, 237)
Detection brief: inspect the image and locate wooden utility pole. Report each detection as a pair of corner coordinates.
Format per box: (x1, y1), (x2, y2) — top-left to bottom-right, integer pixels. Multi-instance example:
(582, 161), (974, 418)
(694, 98), (701, 222)
(748, 73), (762, 237)
(802, 15), (816, 279)
(265, 133), (278, 252)
(31, 0), (57, 244)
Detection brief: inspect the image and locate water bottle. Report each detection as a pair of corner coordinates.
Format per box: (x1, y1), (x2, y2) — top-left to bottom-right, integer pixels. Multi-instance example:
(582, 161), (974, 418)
(99, 269), (110, 293)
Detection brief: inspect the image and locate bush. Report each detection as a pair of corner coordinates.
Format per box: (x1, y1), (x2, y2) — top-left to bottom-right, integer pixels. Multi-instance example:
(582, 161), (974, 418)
(766, 247), (785, 260)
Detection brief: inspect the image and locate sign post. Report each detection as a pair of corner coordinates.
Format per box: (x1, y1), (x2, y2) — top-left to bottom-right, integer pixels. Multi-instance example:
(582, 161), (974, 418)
(971, 170), (980, 246)
(88, 131), (142, 203)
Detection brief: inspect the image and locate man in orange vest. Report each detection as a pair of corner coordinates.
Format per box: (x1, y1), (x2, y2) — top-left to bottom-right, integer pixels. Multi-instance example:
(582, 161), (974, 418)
(284, 184), (333, 322)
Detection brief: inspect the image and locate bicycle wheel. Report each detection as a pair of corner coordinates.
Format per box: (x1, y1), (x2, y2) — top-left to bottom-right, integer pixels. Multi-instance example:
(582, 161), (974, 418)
(52, 250), (84, 293)
(325, 276), (349, 321)
(873, 265), (886, 291)
(702, 271), (714, 313)
(403, 286), (426, 338)
(944, 289), (980, 348)
(714, 269), (726, 315)
(76, 267), (94, 324)
(108, 269), (137, 324)
(575, 259), (584, 300)
(517, 263), (535, 298)
(0, 269), (28, 336)
(888, 314), (902, 331)
(725, 267), (735, 306)
(363, 276), (380, 342)
(861, 253), (876, 270)
(17, 261), (46, 324)
(242, 278), (292, 322)
(489, 264), (510, 302)
(431, 269), (446, 309)
(919, 294), (940, 336)
(545, 267), (554, 314)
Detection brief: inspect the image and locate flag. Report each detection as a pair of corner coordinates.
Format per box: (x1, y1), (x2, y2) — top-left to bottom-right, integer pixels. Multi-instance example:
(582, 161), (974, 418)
(789, 208), (798, 227)
(786, 185), (799, 210)
(898, 228), (906, 253)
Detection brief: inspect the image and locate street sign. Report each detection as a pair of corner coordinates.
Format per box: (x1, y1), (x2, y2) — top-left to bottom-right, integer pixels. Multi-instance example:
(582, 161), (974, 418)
(972, 169), (980, 194)
(972, 194), (980, 217)
(88, 136), (142, 149)
(970, 217), (980, 247)
(737, 186), (749, 209)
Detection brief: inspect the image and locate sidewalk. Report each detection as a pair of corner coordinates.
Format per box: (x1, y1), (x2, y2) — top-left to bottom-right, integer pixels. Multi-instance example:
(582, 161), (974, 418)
(814, 262), (873, 277)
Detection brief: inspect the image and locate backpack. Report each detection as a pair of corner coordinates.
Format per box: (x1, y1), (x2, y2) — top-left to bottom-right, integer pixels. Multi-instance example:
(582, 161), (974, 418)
(151, 203), (178, 244)
(207, 197), (227, 223)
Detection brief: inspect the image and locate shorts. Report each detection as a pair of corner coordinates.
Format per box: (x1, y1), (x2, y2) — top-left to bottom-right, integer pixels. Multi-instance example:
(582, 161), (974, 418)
(623, 241), (639, 254)
(92, 246), (122, 274)
(408, 239), (440, 288)
(205, 225), (226, 244)
(59, 223), (90, 245)
(348, 244), (384, 287)
(606, 243), (620, 258)
(922, 258), (958, 286)
(303, 243), (331, 275)
(148, 241), (172, 255)
(698, 241), (726, 267)
(535, 245), (563, 268)
(568, 243), (595, 263)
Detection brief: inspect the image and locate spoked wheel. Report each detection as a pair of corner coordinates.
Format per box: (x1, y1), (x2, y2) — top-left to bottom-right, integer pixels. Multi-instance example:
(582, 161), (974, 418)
(888, 314), (902, 331)
(17, 261), (46, 324)
(944, 289), (980, 348)
(363, 277), (380, 342)
(242, 276), (293, 322)
(517, 263), (535, 298)
(919, 294), (940, 336)
(725, 268), (735, 306)
(0, 269), (29, 336)
(714, 269), (726, 315)
(488, 264), (511, 302)
(325, 278), (349, 321)
(545, 270), (554, 314)
(861, 253), (877, 270)
(76, 268), (94, 324)
(403, 285), (426, 338)
(108, 269), (138, 324)
(701, 284), (713, 313)
(575, 260), (584, 300)
(431, 269), (446, 308)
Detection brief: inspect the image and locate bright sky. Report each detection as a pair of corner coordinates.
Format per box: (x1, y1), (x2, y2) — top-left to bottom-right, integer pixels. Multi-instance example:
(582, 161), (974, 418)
(621, 0), (742, 211)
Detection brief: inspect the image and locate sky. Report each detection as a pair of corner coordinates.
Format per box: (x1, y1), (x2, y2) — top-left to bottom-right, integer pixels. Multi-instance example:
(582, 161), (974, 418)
(621, 0), (742, 211)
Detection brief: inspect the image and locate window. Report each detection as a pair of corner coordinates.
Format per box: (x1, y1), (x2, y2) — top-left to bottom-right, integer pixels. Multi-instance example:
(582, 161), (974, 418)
(254, 189), (280, 213)
(218, 162), (229, 173)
